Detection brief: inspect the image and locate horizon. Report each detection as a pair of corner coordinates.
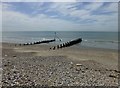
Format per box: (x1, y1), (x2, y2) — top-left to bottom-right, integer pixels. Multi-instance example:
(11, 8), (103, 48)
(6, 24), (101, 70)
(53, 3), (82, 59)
(2, 30), (118, 32)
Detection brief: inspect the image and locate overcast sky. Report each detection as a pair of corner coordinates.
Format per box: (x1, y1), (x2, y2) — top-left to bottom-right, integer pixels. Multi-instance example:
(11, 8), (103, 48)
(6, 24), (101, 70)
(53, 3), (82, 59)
(2, 2), (118, 31)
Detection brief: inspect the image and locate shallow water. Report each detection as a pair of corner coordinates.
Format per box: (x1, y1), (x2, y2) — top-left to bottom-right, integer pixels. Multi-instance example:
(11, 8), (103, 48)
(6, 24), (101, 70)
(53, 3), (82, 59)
(2, 31), (118, 50)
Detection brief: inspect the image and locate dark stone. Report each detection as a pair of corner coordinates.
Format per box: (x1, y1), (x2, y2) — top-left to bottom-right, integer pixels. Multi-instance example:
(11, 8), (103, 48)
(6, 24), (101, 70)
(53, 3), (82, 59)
(13, 55), (16, 57)
(109, 74), (117, 78)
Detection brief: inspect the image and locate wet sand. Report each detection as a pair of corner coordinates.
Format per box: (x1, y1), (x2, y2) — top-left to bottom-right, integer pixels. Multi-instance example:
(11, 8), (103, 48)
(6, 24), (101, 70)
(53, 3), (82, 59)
(1, 42), (119, 87)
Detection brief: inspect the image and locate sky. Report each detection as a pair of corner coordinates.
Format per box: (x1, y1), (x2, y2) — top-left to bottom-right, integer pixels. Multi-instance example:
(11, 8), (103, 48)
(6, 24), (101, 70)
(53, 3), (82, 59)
(1, 2), (118, 31)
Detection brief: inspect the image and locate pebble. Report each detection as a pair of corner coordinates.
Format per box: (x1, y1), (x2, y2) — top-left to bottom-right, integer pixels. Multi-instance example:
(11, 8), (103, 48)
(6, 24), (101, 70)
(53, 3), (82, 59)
(76, 67), (81, 71)
(13, 55), (17, 58)
(76, 63), (82, 66)
(2, 56), (118, 86)
(109, 74), (117, 78)
(5, 54), (7, 57)
(70, 62), (73, 65)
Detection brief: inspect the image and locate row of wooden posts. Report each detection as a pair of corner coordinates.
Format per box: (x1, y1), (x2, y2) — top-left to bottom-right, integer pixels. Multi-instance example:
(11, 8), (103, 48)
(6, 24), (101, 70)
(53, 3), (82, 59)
(19, 39), (55, 46)
(50, 38), (82, 50)
(18, 38), (82, 50)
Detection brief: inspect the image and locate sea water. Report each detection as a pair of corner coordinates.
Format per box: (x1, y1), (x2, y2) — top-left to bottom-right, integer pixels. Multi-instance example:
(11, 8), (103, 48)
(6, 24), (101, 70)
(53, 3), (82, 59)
(2, 31), (118, 50)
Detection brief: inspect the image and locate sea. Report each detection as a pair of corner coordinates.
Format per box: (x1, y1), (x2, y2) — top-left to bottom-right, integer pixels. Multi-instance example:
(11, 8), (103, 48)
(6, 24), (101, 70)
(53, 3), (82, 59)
(1, 31), (118, 50)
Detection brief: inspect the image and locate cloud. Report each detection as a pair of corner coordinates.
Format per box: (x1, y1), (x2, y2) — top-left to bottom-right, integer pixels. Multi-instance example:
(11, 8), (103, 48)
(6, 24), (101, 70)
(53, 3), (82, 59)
(83, 2), (104, 11)
(2, 2), (118, 31)
(103, 2), (118, 12)
(2, 10), (82, 31)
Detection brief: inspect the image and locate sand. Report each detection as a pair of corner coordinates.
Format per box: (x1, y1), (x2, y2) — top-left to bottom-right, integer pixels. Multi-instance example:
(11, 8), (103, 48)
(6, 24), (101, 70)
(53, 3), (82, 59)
(13, 43), (118, 69)
(1, 42), (119, 87)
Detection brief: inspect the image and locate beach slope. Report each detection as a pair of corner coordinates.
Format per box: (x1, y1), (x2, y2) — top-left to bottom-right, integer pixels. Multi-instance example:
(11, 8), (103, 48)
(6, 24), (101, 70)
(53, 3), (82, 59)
(2, 43), (119, 87)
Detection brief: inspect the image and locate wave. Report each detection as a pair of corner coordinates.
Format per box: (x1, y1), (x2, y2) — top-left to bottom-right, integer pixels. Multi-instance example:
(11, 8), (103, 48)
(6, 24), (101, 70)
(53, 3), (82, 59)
(94, 40), (119, 43)
(83, 39), (119, 43)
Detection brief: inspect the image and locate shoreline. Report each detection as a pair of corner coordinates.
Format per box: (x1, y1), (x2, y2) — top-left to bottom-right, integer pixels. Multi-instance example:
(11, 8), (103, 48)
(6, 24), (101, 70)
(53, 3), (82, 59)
(2, 41), (118, 51)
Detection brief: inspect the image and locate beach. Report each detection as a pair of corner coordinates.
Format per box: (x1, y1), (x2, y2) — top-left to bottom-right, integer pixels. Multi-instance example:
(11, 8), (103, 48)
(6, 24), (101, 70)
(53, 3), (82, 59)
(1, 1), (119, 87)
(1, 42), (119, 87)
